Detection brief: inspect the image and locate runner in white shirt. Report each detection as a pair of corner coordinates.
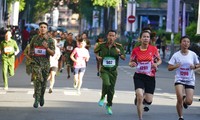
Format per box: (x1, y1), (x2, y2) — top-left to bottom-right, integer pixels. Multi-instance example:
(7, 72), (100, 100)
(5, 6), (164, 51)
(48, 38), (61, 93)
(168, 36), (200, 120)
(56, 35), (65, 73)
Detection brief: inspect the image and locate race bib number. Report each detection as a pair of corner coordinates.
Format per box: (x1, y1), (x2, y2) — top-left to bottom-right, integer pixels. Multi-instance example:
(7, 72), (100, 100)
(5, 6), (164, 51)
(34, 46), (46, 56)
(4, 46), (13, 54)
(103, 57), (116, 67)
(136, 62), (151, 73)
(66, 46), (73, 51)
(178, 64), (192, 80)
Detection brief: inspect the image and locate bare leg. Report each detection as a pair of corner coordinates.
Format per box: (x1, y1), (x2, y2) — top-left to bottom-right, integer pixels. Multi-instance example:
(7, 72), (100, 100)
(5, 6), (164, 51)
(135, 88), (144, 120)
(77, 72), (84, 91)
(175, 84), (184, 118)
(49, 71), (56, 89)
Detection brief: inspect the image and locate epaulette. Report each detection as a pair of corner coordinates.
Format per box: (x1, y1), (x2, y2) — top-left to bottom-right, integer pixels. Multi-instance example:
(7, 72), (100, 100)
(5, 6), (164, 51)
(100, 41), (106, 45)
(115, 42), (122, 46)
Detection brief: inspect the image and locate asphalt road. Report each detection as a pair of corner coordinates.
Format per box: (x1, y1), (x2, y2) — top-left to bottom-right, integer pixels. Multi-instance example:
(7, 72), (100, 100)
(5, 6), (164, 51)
(0, 46), (200, 120)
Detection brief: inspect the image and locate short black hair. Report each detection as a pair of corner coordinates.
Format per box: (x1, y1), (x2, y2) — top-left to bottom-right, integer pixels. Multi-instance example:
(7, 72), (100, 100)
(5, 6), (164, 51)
(39, 22), (48, 27)
(142, 27), (152, 33)
(140, 30), (151, 38)
(77, 38), (84, 43)
(107, 30), (116, 34)
(180, 35), (190, 43)
(68, 32), (73, 36)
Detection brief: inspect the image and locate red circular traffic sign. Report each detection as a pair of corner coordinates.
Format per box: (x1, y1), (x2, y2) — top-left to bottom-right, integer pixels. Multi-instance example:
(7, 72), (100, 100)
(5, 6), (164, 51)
(128, 15), (135, 24)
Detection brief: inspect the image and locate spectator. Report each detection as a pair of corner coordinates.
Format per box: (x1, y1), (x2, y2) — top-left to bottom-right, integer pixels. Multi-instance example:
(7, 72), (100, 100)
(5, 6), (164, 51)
(81, 32), (91, 50)
(161, 33), (167, 59)
(156, 36), (162, 53)
(21, 26), (30, 51)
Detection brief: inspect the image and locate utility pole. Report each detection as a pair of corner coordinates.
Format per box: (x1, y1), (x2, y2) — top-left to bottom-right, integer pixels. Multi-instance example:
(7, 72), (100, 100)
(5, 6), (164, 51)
(181, 0), (186, 36)
(166, 0), (180, 59)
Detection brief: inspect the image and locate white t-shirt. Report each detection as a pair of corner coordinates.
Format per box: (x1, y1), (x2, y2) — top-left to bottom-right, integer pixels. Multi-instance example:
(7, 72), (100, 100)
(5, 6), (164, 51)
(50, 46), (61, 68)
(168, 50), (199, 86)
(57, 40), (65, 54)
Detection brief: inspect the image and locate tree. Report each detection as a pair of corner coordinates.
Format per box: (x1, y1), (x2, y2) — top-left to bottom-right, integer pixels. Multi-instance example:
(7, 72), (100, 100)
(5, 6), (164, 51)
(7, 0), (26, 11)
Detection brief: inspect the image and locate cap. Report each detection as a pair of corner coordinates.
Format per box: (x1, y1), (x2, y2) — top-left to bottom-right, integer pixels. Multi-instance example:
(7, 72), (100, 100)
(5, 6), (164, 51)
(39, 22), (48, 27)
(55, 35), (61, 40)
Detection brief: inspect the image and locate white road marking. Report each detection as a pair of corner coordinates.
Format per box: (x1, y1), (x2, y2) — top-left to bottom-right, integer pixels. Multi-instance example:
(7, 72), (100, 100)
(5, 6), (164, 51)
(0, 91), (6, 94)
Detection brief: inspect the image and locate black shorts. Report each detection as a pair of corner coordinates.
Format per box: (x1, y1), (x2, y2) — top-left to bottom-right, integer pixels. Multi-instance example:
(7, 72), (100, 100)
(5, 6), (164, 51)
(58, 55), (62, 61)
(133, 73), (156, 94)
(174, 83), (195, 89)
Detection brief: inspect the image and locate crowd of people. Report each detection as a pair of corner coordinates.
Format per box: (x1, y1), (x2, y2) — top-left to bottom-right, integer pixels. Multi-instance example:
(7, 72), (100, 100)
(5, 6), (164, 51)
(0, 23), (200, 120)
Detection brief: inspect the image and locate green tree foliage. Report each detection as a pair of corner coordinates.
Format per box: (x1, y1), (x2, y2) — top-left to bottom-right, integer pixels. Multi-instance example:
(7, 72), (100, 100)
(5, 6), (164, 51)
(174, 22), (200, 44)
(186, 22), (200, 43)
(92, 0), (120, 7)
(29, 0), (53, 22)
(7, 0), (26, 11)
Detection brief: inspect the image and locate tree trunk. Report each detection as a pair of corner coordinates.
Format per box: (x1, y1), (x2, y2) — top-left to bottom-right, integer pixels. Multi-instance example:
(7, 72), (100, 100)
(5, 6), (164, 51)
(121, 0), (125, 36)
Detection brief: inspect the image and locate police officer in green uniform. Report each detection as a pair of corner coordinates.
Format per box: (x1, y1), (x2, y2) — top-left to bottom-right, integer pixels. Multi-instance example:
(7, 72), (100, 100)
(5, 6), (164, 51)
(94, 30), (126, 115)
(0, 30), (19, 90)
(29, 22), (55, 108)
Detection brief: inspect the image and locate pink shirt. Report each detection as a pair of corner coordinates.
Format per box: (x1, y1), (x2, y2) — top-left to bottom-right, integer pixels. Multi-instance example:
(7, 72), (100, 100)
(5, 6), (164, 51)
(72, 47), (90, 68)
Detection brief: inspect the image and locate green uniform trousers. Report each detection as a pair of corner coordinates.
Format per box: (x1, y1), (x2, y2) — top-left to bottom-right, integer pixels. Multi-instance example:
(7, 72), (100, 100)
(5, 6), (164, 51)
(100, 69), (117, 106)
(32, 65), (49, 102)
(2, 58), (15, 88)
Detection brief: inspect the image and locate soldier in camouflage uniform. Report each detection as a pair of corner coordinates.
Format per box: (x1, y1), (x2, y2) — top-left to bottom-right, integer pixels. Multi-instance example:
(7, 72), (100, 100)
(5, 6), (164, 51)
(29, 22), (55, 108)
(94, 30), (126, 115)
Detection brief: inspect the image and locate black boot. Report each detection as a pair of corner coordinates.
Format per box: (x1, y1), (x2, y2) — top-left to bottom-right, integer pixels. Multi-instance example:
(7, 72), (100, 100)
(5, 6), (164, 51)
(40, 95), (44, 107)
(33, 97), (39, 108)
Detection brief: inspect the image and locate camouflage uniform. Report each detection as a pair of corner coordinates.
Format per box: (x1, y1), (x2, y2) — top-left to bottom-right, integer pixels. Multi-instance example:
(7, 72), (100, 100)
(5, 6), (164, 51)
(24, 44), (32, 75)
(29, 35), (55, 107)
(94, 42), (125, 106)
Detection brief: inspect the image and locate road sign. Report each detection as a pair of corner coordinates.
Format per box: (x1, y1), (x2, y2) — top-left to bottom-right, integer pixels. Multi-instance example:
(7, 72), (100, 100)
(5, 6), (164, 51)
(128, 15), (135, 24)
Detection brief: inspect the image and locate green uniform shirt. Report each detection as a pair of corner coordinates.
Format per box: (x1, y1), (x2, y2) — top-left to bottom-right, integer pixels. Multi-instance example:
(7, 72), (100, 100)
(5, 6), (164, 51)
(94, 42), (125, 71)
(0, 39), (19, 59)
(29, 35), (55, 65)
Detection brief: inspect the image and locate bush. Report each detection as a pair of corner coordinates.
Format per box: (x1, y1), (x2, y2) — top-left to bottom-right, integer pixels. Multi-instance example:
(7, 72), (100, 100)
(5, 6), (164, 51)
(186, 22), (200, 43)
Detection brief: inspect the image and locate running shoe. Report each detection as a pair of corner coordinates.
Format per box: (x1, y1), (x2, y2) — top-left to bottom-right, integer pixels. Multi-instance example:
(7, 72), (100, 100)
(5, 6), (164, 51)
(98, 98), (105, 107)
(30, 81), (34, 85)
(49, 88), (53, 93)
(183, 96), (188, 109)
(4, 86), (8, 90)
(97, 72), (99, 76)
(143, 106), (149, 112)
(73, 81), (78, 89)
(179, 118), (184, 120)
(67, 75), (70, 79)
(143, 99), (150, 112)
(106, 105), (113, 115)
(77, 89), (81, 95)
